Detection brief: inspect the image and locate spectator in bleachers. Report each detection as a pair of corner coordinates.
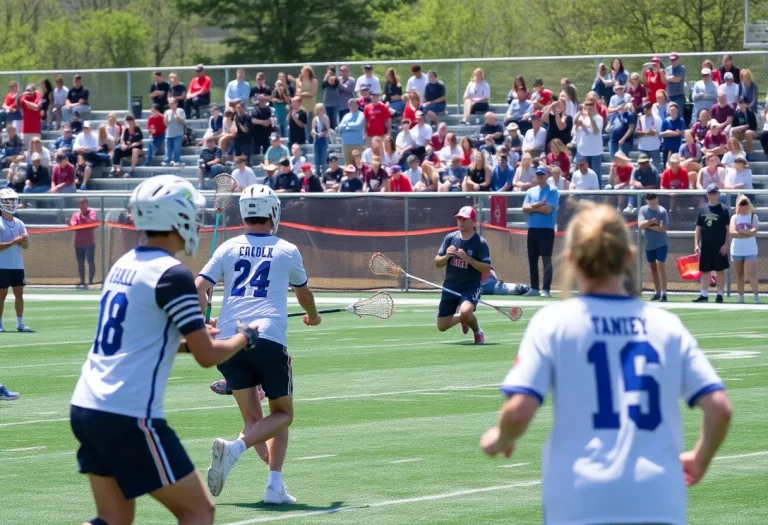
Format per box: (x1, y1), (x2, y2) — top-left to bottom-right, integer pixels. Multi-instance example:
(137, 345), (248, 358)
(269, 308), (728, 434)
(264, 133), (288, 166)
(660, 153), (689, 210)
(460, 68), (490, 125)
(571, 157), (600, 190)
(75, 154), (91, 190)
(184, 64), (211, 119)
(592, 63), (612, 104)
(50, 153), (76, 194)
(679, 130), (704, 186)
(702, 58), (721, 85)
(638, 193), (669, 301)
(413, 161), (438, 192)
(608, 101), (635, 160)
(562, 84), (579, 119)
(112, 115), (143, 178)
(542, 93), (572, 153)
(288, 96), (308, 147)
(574, 100), (604, 185)
(696, 154), (726, 196)
(729, 194), (760, 303)
(605, 59), (629, 102)
(70, 197), (97, 287)
(62, 75), (90, 123)
(382, 136), (400, 168)
(545, 138), (571, 177)
(630, 152), (660, 191)
(652, 89), (669, 121)
(439, 155), (467, 192)
(664, 53), (686, 118)
(150, 71), (171, 113)
(643, 57), (666, 103)
(479, 135), (497, 168)
(522, 112), (547, 157)
(386, 164), (411, 192)
(406, 64), (427, 101)
(431, 122), (448, 151)
(197, 135), (225, 189)
(355, 64), (381, 96)
(423, 71), (447, 125)
(311, 103), (331, 175)
(0, 81), (20, 130)
(522, 165), (557, 298)
(289, 143), (307, 174)
(219, 108), (235, 162)
(51, 125), (75, 164)
(739, 69), (758, 112)
(362, 136), (383, 165)
(69, 111), (84, 134)
(460, 136), (474, 166)
(356, 85), (372, 109)
(251, 94), (275, 156)
(322, 66), (341, 128)
(462, 150), (491, 192)
(626, 72), (647, 112)
(40, 79), (53, 131)
(300, 162), (324, 192)
(504, 88), (532, 135)
(606, 151), (634, 212)
(363, 156), (390, 192)
(225, 68), (250, 110)
(702, 122), (729, 157)
(337, 66), (356, 121)
(438, 132), (460, 166)
(395, 119), (416, 162)
(230, 156), (258, 190)
(163, 97), (186, 167)
(0, 125), (23, 170)
(364, 92), (391, 146)
(480, 112), (504, 145)
(273, 157), (300, 193)
(250, 72), (273, 105)
(321, 155), (343, 192)
(168, 72), (186, 101)
(23, 153), (50, 194)
(711, 91), (734, 129)
(547, 165), (568, 190)
(730, 97), (758, 160)
(691, 108), (711, 143)
(339, 99), (365, 165)
(585, 91), (607, 124)
(660, 102), (685, 167)
(720, 72), (740, 106)
(718, 54), (740, 86)
(73, 122), (104, 168)
(606, 84), (631, 134)
(725, 156), (754, 197)
(339, 163), (363, 192)
(636, 101), (661, 169)
(105, 112), (123, 147)
(512, 152), (536, 192)
(490, 153), (514, 191)
(204, 104), (224, 144)
(692, 67), (718, 119)
(26, 137), (50, 168)
(18, 84), (42, 147)
(50, 76), (68, 130)
(295, 66), (318, 143)
(400, 89), (419, 126)
(404, 154), (421, 186)
(95, 124), (114, 161)
(261, 162), (277, 188)
(505, 123), (522, 155)
(230, 101), (253, 164)
(530, 78), (553, 112)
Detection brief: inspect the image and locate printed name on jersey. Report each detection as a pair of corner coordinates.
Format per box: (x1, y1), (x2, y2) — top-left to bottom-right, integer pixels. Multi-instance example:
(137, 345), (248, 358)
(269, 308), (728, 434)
(450, 257), (468, 269)
(591, 316), (648, 337)
(109, 267), (138, 286)
(239, 246), (274, 258)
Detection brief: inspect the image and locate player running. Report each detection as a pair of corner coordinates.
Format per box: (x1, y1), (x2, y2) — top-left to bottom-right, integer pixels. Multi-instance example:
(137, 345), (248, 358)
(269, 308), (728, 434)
(70, 176), (261, 525)
(0, 188), (32, 332)
(481, 202), (732, 525)
(435, 206), (492, 344)
(197, 184), (321, 504)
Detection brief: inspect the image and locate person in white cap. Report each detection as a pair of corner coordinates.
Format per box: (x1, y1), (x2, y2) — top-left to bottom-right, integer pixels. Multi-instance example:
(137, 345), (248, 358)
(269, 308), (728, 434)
(692, 67), (718, 118)
(720, 71), (740, 106)
(434, 206), (492, 344)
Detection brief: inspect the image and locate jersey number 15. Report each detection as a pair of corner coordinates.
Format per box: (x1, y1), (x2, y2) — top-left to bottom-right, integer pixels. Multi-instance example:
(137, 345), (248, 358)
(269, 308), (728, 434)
(231, 260), (271, 298)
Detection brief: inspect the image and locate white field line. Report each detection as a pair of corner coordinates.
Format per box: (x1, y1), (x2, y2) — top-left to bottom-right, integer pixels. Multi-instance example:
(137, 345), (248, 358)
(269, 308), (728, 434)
(2, 446), (46, 453)
(497, 462), (530, 468)
(715, 450), (768, 461)
(390, 458), (422, 464)
(293, 454), (337, 461)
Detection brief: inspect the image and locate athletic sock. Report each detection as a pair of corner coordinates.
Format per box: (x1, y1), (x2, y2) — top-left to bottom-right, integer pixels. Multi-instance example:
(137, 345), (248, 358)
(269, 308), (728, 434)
(700, 290), (709, 298)
(16, 317), (22, 327)
(229, 438), (247, 459)
(268, 471), (283, 488)
(716, 291), (723, 297)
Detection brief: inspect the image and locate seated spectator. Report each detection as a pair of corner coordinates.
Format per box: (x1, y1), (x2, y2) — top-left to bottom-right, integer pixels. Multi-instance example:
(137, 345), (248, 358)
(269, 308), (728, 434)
(391, 164), (415, 192)
(51, 124), (76, 164)
(491, 153), (514, 191)
(505, 88), (533, 135)
(0, 125), (23, 170)
(62, 75), (90, 122)
(720, 72), (740, 105)
(405, 154), (421, 186)
(636, 101), (661, 169)
(225, 68), (250, 110)
(659, 102), (685, 166)
(25, 137), (51, 169)
(289, 143), (307, 175)
(401, 90), (421, 126)
(349, 149), (365, 179)
(593, 62), (612, 104)
(460, 68), (490, 125)
(691, 109), (712, 143)
(739, 69), (759, 112)
(406, 64), (427, 101)
(607, 84), (631, 124)
(606, 151), (634, 211)
(145, 105), (166, 165)
(273, 158), (301, 193)
(380, 136), (400, 168)
(74, 122), (109, 168)
(75, 154), (92, 190)
(608, 102), (636, 159)
(423, 143), (440, 166)
(439, 133), (461, 167)
(0, 81), (21, 130)
(168, 72), (187, 101)
(679, 130), (704, 185)
(459, 136), (474, 166)
(23, 153), (51, 194)
(112, 115), (143, 178)
(363, 156), (390, 192)
(505, 123), (522, 155)
(545, 138), (571, 177)
(696, 154), (726, 192)
(96, 124), (115, 162)
(652, 89), (669, 121)
(462, 151), (491, 191)
(106, 112), (123, 146)
(722, 137), (745, 168)
(439, 156), (467, 192)
(571, 157), (600, 190)
(480, 112), (504, 145)
(339, 164), (363, 192)
(70, 111), (84, 134)
(710, 92), (734, 129)
(731, 97), (758, 160)
(431, 122), (448, 151)
(415, 161), (440, 192)
(626, 72), (647, 112)
(197, 136), (226, 189)
(542, 93), (573, 152)
(300, 163), (323, 193)
(724, 156), (753, 192)
(218, 108), (236, 162)
(506, 76), (527, 104)
(479, 135), (497, 168)
(522, 112), (546, 156)
(50, 154), (76, 194)
(692, 67), (718, 120)
(18, 83), (42, 146)
(396, 119), (416, 162)
(205, 104), (224, 143)
(512, 152), (536, 192)
(660, 153), (690, 210)
(530, 78), (553, 111)
(261, 162), (278, 187)
(50, 76), (68, 130)
(383, 68), (404, 117)
(630, 153), (660, 191)
(363, 136), (386, 166)
(423, 70), (447, 125)
(410, 111), (431, 158)
(321, 155), (344, 192)
(185, 64), (211, 119)
(264, 133), (290, 167)
(702, 122), (729, 157)
(150, 71), (171, 112)
(760, 104), (768, 156)
(547, 166), (568, 190)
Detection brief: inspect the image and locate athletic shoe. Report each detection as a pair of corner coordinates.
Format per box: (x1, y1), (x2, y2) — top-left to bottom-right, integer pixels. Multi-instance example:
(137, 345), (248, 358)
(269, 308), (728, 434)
(264, 483), (297, 505)
(79, 184), (87, 191)
(715, 295), (723, 304)
(539, 290), (551, 298)
(692, 295), (708, 303)
(736, 295), (745, 304)
(16, 324), (33, 332)
(0, 384), (19, 400)
(623, 206), (636, 214)
(523, 288), (540, 297)
(207, 438), (238, 497)
(660, 295), (668, 302)
(160, 161), (168, 167)
(747, 154), (755, 162)
(474, 331), (485, 345)
(210, 379), (233, 396)
(650, 294), (661, 301)
(461, 319), (469, 335)
(0, 326), (5, 332)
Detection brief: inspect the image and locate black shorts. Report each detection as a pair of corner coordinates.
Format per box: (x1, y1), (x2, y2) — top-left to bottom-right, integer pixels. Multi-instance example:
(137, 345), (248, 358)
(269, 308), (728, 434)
(470, 101), (490, 114)
(217, 337), (292, 399)
(437, 286), (482, 318)
(70, 405), (194, 499)
(0, 269), (25, 289)
(699, 245), (729, 272)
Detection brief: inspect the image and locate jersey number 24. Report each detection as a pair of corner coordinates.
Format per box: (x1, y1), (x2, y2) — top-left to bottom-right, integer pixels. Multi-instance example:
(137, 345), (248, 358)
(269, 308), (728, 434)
(231, 260), (271, 298)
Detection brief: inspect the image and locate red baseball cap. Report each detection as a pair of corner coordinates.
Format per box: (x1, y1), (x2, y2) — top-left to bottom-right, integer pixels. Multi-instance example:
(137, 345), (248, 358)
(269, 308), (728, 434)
(455, 206), (477, 221)
(652, 56), (661, 62)
(301, 162), (312, 171)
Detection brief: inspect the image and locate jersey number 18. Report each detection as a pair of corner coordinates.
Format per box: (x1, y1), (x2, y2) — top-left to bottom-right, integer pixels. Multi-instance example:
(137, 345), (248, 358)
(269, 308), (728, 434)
(93, 292), (128, 356)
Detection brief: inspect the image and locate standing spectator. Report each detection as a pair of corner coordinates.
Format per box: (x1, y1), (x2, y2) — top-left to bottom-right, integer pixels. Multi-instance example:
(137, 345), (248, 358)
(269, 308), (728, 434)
(112, 115), (143, 178)
(605, 59), (629, 101)
(522, 112), (547, 156)
(739, 69), (759, 112)
(643, 56), (667, 104)
(491, 153), (514, 191)
(573, 100), (604, 185)
(730, 97), (758, 160)
(225, 68), (250, 109)
(542, 93), (572, 152)
(460, 68), (490, 125)
(250, 94), (274, 156)
(272, 77), (292, 138)
(710, 91), (734, 129)
(0, 82), (20, 130)
(363, 157), (391, 192)
(423, 70), (447, 125)
(18, 84), (42, 147)
(406, 65), (427, 101)
(692, 68), (718, 119)
(184, 64), (211, 119)
(149, 71), (171, 112)
(265, 133), (289, 166)
(606, 84), (631, 128)
(162, 97), (186, 167)
(219, 108), (236, 162)
(40, 79), (53, 131)
(571, 158), (600, 190)
(592, 62), (613, 104)
(249, 72), (273, 105)
(383, 68), (404, 117)
(296, 66), (318, 143)
(701, 58), (721, 84)
(729, 194), (760, 303)
(363, 92), (391, 146)
(168, 72), (187, 100)
(62, 75), (90, 123)
(679, 130), (704, 184)
(51, 124), (76, 164)
(636, 101), (661, 169)
(718, 55), (741, 86)
(626, 73), (647, 112)
(390, 164), (414, 192)
(562, 85), (579, 119)
(322, 66), (341, 128)
(702, 122), (729, 157)
(338, 99), (365, 165)
(231, 102), (253, 165)
(50, 154), (76, 194)
(70, 197), (97, 287)
(659, 103), (685, 167)
(337, 65), (356, 121)
(339, 164), (363, 192)
(665, 53), (687, 120)
(273, 158), (301, 193)
(505, 88), (533, 135)
(630, 153), (660, 191)
(462, 153), (491, 192)
(197, 136), (225, 189)
(606, 151), (634, 212)
(287, 96), (308, 147)
(321, 155), (344, 192)
(720, 72), (740, 105)
(638, 193), (669, 301)
(311, 103), (331, 175)
(354, 65), (381, 96)
(530, 78), (553, 111)
(522, 166), (558, 297)
(51, 76), (68, 130)
(608, 102), (636, 160)
(693, 184), (730, 303)
(23, 153), (50, 194)
(230, 156), (258, 190)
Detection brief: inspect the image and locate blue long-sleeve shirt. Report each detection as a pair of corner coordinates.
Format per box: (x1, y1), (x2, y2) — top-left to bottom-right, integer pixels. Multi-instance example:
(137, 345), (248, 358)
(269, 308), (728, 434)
(225, 80), (251, 108)
(339, 110), (366, 145)
(691, 80), (718, 119)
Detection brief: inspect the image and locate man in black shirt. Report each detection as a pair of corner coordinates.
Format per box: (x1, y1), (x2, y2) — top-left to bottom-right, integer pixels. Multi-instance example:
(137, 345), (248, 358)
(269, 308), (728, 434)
(249, 72), (272, 105)
(250, 94), (274, 155)
(321, 155), (344, 191)
(150, 71), (171, 112)
(232, 101), (253, 164)
(543, 93), (573, 153)
(339, 164), (363, 192)
(63, 74), (90, 123)
(169, 72), (187, 100)
(480, 112), (504, 145)
(731, 97), (758, 160)
(693, 184), (730, 303)
(287, 96), (307, 146)
(423, 70), (447, 126)
(300, 163), (323, 192)
(274, 158), (300, 193)
(197, 136), (225, 190)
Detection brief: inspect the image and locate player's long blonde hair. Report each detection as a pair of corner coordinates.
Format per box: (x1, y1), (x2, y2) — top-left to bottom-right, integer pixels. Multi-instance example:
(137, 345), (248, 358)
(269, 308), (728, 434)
(562, 201), (638, 297)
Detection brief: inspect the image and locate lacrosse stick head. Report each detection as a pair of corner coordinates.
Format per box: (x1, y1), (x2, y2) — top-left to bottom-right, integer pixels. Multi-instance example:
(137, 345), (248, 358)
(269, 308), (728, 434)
(369, 253), (404, 278)
(497, 306), (523, 322)
(213, 174), (237, 212)
(346, 292), (395, 319)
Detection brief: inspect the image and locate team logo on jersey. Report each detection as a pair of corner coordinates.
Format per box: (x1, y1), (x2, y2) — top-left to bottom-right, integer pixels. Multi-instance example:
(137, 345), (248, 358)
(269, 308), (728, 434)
(467, 250), (473, 256)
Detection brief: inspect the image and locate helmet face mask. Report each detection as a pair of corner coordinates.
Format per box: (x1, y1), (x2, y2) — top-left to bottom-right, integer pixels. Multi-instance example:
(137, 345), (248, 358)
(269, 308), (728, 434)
(239, 184), (281, 235)
(0, 189), (19, 214)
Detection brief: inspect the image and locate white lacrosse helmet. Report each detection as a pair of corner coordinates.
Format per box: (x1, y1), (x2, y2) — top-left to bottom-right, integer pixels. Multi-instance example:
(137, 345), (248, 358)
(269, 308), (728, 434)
(129, 175), (206, 256)
(239, 184), (281, 235)
(0, 188), (19, 214)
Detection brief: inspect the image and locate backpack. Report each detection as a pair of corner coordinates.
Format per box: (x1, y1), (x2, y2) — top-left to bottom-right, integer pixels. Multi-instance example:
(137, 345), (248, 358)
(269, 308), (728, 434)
(183, 125), (197, 147)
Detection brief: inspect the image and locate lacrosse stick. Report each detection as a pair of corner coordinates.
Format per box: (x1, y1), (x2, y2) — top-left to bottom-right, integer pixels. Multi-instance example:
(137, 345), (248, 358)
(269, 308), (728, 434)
(287, 292), (395, 319)
(205, 174), (237, 322)
(369, 252), (523, 322)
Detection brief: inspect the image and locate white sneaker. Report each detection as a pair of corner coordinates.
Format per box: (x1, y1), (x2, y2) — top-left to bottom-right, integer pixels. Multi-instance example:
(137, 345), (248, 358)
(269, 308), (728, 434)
(0, 326), (5, 333)
(539, 290), (551, 298)
(264, 483), (297, 505)
(522, 288), (540, 297)
(623, 206), (636, 213)
(207, 438), (239, 497)
(16, 324), (33, 332)
(737, 295), (745, 304)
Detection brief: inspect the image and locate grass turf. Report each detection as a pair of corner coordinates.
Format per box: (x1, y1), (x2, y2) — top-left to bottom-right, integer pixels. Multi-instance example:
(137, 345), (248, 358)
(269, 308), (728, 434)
(0, 294), (767, 524)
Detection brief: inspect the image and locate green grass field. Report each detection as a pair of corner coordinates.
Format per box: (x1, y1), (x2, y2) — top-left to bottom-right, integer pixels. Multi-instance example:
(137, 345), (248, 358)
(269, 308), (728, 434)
(1, 293), (767, 524)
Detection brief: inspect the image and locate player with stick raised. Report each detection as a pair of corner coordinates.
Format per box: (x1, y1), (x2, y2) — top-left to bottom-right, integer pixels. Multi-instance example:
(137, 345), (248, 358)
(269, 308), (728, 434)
(435, 206), (492, 344)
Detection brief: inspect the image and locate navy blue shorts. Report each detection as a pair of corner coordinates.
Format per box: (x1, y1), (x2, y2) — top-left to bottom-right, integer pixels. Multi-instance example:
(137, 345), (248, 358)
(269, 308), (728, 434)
(217, 337), (292, 399)
(645, 245), (668, 263)
(0, 269), (25, 289)
(70, 405), (194, 499)
(437, 286), (482, 318)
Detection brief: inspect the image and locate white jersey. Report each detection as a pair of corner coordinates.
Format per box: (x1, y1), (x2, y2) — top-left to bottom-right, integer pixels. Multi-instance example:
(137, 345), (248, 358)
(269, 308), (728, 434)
(0, 216), (27, 270)
(199, 233), (307, 346)
(71, 247), (206, 419)
(502, 295), (724, 525)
